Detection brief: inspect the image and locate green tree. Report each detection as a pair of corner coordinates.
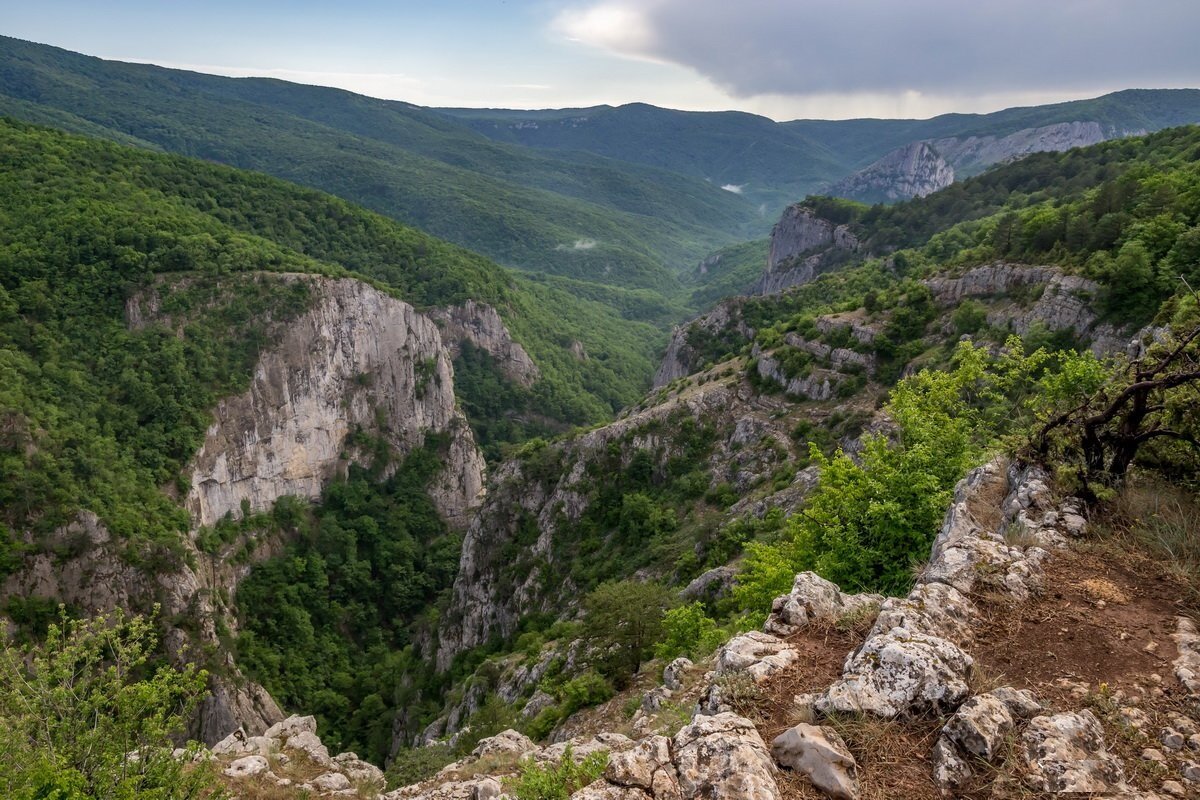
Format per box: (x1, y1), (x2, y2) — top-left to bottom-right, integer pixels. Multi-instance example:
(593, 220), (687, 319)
(582, 580), (674, 685)
(0, 608), (220, 800)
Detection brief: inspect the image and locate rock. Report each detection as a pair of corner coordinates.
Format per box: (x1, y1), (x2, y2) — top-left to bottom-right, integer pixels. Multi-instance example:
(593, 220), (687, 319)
(523, 689), (556, 719)
(931, 735), (972, 795)
(988, 686), (1043, 719)
(755, 205), (860, 295)
(184, 277), (485, 531)
(1183, 761), (1200, 782)
(817, 627), (973, 718)
(826, 141), (954, 203)
(771, 723), (859, 800)
(714, 631), (799, 683)
(223, 755), (270, 779)
(286, 730), (332, 766)
(212, 727), (250, 755)
(1163, 728), (1187, 750)
(764, 572), (882, 637)
(673, 713), (780, 800)
(472, 729), (539, 761)
(473, 777), (503, 800)
(1144, 748), (1168, 763)
(429, 300), (540, 388)
(642, 686), (673, 713)
(1021, 710), (1129, 793)
(868, 582), (973, 647)
(537, 734), (631, 765)
(312, 772), (353, 792)
(334, 751), (386, 785)
(941, 692), (1015, 760)
(664, 658), (692, 692)
(569, 781), (648, 800)
(265, 714), (318, 740)
(1163, 779), (1189, 797)
(605, 736), (681, 800)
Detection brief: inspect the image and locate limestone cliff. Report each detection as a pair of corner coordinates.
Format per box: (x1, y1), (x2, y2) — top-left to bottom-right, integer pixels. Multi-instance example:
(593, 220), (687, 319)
(653, 300), (751, 388)
(185, 277), (485, 530)
(932, 121), (1131, 176)
(826, 141), (955, 203)
(429, 299), (540, 388)
(753, 205), (860, 296)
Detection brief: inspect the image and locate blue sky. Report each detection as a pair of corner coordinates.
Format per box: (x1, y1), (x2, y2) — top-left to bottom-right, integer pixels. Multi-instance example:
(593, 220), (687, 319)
(4, 0), (1200, 120)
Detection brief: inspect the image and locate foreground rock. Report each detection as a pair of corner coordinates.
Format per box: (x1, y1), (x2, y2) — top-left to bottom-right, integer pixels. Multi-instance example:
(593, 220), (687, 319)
(772, 723), (859, 800)
(672, 713), (780, 800)
(1021, 710), (1129, 793)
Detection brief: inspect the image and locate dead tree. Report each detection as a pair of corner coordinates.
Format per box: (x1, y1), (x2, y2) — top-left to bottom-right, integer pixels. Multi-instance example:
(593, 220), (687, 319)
(1033, 319), (1200, 499)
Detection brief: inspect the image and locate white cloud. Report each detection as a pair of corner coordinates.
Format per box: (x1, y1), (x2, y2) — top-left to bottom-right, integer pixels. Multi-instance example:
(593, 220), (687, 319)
(556, 238), (599, 251)
(720, 184), (744, 194)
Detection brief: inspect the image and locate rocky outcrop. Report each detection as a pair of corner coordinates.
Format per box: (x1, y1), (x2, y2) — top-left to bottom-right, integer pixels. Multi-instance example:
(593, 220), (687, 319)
(754, 205), (860, 295)
(435, 369), (806, 676)
(653, 300), (751, 388)
(1021, 710), (1130, 794)
(764, 572), (882, 638)
(185, 277), (485, 530)
(754, 351), (841, 401)
(671, 713), (780, 800)
(430, 300), (540, 388)
(932, 121), (1127, 177)
(826, 141), (954, 203)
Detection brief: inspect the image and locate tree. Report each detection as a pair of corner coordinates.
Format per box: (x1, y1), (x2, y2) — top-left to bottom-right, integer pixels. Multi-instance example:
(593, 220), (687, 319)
(581, 580), (674, 685)
(0, 608), (220, 799)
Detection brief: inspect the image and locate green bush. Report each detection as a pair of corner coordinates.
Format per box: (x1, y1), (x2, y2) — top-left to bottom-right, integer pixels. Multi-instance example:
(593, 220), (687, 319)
(504, 747), (608, 800)
(655, 602), (723, 660)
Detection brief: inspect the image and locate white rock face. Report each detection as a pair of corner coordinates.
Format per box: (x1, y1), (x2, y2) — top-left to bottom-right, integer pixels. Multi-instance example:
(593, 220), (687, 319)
(771, 724), (860, 800)
(430, 300), (540, 388)
(223, 755), (270, 778)
(471, 729), (539, 760)
(604, 735), (681, 799)
(754, 205), (860, 296)
(652, 300), (751, 388)
(826, 141), (954, 202)
(663, 658), (693, 692)
(942, 693), (1016, 761)
(1021, 710), (1129, 793)
(932, 121), (1122, 176)
(185, 277), (485, 530)
(672, 713), (780, 800)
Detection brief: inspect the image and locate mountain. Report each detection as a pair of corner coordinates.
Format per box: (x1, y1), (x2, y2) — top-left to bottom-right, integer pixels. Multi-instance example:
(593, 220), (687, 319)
(824, 141), (955, 204)
(442, 89), (1200, 210)
(0, 35), (763, 297)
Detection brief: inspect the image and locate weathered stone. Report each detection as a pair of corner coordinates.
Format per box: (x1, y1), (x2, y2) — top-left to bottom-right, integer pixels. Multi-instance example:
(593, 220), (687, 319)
(664, 658), (692, 692)
(771, 724), (859, 800)
(817, 627), (973, 718)
(942, 692), (1016, 760)
(1022, 711), (1129, 793)
(605, 736), (680, 800)
(311, 771), (353, 792)
(334, 751), (386, 785)
(265, 714), (318, 740)
(569, 781), (648, 800)
(287, 730), (332, 766)
(472, 729), (539, 761)
(868, 582), (973, 647)
(673, 713), (779, 800)
(988, 686), (1043, 719)
(223, 755), (270, 779)
(1163, 728), (1187, 750)
(764, 572), (881, 637)
(826, 141), (954, 203)
(714, 631), (799, 684)
(473, 777), (503, 800)
(931, 735), (972, 795)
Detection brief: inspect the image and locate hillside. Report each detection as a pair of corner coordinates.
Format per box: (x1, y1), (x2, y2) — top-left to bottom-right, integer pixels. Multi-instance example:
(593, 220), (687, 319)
(443, 89), (1200, 207)
(0, 35), (763, 297)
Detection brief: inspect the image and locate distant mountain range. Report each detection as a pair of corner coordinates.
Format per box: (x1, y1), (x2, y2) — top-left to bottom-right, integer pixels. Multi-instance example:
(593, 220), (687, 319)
(3, 34), (1199, 306)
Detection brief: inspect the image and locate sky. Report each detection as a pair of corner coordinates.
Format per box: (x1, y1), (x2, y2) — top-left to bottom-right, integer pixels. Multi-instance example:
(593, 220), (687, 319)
(3, 0), (1200, 121)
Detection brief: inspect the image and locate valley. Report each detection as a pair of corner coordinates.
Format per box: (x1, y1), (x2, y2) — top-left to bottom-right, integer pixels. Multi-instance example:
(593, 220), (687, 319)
(1, 32), (1200, 800)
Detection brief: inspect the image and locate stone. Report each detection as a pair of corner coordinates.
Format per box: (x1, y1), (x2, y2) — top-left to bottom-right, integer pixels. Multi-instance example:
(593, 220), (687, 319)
(942, 692), (1015, 760)
(471, 729), (539, 760)
(642, 686), (673, 713)
(1143, 748), (1168, 763)
(714, 631), (799, 683)
(1022, 711), (1129, 793)
(223, 755), (270, 779)
(473, 777), (503, 800)
(672, 712), (780, 800)
(825, 142), (955, 203)
(1183, 761), (1200, 782)
(1163, 780), (1189, 797)
(537, 734), (631, 766)
(605, 736), (680, 800)
(868, 582), (974, 647)
(931, 735), (972, 795)
(334, 751), (386, 785)
(265, 714), (318, 740)
(816, 627), (973, 718)
(523, 689), (556, 719)
(764, 572), (882, 637)
(771, 723), (859, 800)
(987, 686), (1043, 719)
(1163, 728), (1187, 750)
(569, 781), (647, 800)
(212, 727), (250, 756)
(663, 657), (692, 692)
(311, 772), (353, 792)
(286, 730), (332, 766)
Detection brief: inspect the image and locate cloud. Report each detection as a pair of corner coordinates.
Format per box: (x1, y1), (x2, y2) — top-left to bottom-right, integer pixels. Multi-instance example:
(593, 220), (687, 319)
(556, 238), (599, 251)
(720, 184), (745, 194)
(553, 1), (1200, 103)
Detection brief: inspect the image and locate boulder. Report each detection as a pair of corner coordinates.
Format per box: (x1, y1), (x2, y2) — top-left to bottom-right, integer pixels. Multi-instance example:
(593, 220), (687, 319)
(817, 627), (973, 718)
(286, 730), (332, 766)
(672, 712), (779, 800)
(868, 582), (974, 647)
(334, 751), (386, 785)
(1021, 710), (1129, 793)
(311, 771), (353, 792)
(569, 781), (648, 800)
(714, 631), (799, 683)
(471, 729), (539, 761)
(771, 723), (859, 800)
(931, 735), (972, 795)
(223, 755), (270, 779)
(605, 736), (681, 800)
(265, 714), (319, 740)
(941, 692), (1015, 760)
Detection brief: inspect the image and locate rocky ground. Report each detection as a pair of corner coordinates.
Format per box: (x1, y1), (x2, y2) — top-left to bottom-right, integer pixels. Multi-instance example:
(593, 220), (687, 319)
(208, 456), (1200, 799)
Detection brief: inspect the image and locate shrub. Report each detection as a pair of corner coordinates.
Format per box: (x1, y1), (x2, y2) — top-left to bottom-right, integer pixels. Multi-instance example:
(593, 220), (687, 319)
(504, 747), (608, 800)
(655, 603), (723, 660)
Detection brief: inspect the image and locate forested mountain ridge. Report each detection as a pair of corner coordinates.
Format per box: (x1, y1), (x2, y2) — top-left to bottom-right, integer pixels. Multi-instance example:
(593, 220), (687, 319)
(0, 35), (763, 299)
(443, 89), (1200, 207)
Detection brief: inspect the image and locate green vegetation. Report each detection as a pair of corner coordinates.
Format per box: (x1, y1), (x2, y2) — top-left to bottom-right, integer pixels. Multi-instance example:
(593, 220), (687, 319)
(685, 238), (770, 308)
(581, 580), (674, 686)
(0, 609), (219, 800)
(504, 747), (608, 800)
(236, 437), (458, 763)
(0, 35), (760, 295)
